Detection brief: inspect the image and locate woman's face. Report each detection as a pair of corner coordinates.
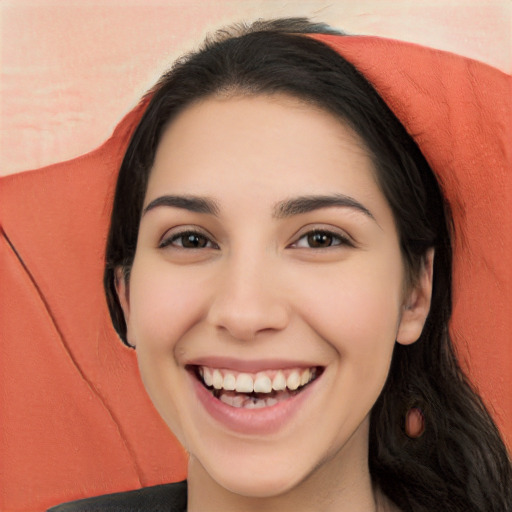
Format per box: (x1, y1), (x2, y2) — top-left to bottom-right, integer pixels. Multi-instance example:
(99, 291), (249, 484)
(118, 94), (431, 497)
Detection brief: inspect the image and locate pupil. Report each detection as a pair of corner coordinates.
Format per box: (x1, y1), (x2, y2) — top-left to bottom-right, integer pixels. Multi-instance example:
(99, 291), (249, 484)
(184, 234), (205, 248)
(308, 232), (332, 247)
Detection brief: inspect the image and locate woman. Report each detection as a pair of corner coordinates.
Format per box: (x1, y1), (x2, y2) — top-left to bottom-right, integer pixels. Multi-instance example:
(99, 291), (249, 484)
(51, 18), (511, 512)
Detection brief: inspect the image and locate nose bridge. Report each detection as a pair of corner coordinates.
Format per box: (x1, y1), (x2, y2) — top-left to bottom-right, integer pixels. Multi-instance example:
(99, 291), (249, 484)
(207, 245), (289, 341)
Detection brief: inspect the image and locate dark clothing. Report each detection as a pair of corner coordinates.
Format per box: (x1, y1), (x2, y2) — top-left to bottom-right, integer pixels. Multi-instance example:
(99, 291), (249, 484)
(47, 481), (187, 512)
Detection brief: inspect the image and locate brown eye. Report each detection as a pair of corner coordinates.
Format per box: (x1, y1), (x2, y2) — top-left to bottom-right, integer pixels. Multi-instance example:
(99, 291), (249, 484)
(180, 233), (209, 248)
(307, 231), (334, 248)
(160, 231), (215, 249)
(292, 229), (352, 249)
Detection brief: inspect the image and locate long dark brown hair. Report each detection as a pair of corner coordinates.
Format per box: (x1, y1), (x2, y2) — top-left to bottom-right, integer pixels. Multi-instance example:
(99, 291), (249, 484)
(104, 18), (512, 511)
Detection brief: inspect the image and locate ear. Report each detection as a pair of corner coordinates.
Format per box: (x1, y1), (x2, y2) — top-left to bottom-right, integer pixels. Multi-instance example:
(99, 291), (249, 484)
(396, 248), (434, 346)
(115, 267), (135, 347)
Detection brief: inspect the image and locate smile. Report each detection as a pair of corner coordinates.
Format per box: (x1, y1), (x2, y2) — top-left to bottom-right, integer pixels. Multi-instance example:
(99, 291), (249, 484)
(192, 366), (322, 409)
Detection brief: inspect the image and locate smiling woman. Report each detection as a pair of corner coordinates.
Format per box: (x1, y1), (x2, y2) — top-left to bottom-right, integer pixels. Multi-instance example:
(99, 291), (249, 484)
(118, 95), (418, 506)
(48, 18), (511, 512)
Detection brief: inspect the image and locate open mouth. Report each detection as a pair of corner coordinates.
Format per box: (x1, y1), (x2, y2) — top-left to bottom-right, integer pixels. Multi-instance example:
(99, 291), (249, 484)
(189, 365), (323, 409)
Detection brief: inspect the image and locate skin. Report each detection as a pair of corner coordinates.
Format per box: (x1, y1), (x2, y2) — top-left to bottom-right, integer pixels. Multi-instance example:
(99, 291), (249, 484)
(117, 94), (433, 512)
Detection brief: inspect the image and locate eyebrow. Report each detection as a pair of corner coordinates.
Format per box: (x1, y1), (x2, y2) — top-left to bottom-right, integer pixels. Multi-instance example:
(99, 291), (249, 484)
(273, 194), (376, 221)
(142, 193), (375, 223)
(143, 195), (220, 216)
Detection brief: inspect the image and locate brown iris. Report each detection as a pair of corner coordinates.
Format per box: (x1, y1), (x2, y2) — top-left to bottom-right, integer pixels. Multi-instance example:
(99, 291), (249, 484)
(180, 233), (209, 248)
(307, 231), (334, 248)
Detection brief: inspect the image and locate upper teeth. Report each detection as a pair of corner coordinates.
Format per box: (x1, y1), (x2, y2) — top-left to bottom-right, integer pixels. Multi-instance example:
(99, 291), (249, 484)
(199, 367), (316, 393)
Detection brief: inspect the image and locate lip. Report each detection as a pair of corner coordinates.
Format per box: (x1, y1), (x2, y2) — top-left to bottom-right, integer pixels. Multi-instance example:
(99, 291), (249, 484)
(188, 365), (321, 436)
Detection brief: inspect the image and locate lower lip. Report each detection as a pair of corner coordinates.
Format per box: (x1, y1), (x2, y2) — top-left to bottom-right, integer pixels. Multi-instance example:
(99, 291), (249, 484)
(190, 372), (319, 436)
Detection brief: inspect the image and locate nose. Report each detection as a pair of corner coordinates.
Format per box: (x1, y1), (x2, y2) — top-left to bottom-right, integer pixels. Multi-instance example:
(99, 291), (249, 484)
(206, 253), (290, 342)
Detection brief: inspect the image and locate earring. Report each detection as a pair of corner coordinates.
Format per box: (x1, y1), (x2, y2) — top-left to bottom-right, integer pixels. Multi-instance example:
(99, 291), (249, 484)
(405, 407), (425, 438)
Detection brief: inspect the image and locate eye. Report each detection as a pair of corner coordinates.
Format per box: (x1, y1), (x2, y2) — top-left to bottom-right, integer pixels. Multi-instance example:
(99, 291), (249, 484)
(292, 229), (353, 249)
(159, 230), (218, 249)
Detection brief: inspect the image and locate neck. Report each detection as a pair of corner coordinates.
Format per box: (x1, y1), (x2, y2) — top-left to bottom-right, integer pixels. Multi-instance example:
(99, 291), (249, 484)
(187, 424), (379, 512)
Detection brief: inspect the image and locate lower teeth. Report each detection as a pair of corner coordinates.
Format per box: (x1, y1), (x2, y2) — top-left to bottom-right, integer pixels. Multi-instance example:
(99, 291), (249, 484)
(217, 390), (289, 409)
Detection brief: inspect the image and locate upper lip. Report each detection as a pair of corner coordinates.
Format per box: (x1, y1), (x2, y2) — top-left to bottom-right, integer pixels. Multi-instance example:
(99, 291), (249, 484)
(184, 356), (323, 373)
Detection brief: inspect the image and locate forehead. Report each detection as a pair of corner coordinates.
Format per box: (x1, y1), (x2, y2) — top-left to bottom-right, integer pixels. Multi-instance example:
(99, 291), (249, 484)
(146, 94), (382, 209)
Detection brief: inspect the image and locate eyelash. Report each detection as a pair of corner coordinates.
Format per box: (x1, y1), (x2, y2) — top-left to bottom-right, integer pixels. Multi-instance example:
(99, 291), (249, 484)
(159, 228), (353, 250)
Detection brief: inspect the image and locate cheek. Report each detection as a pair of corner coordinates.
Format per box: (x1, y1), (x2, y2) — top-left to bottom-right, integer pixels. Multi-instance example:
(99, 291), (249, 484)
(295, 254), (404, 363)
(127, 259), (212, 440)
(128, 259), (210, 350)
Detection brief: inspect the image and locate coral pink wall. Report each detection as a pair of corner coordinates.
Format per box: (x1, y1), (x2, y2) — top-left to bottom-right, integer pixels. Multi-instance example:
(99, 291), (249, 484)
(1, 0), (510, 176)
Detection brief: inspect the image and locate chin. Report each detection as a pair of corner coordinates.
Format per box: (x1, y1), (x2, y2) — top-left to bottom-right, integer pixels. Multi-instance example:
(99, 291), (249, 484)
(208, 463), (306, 499)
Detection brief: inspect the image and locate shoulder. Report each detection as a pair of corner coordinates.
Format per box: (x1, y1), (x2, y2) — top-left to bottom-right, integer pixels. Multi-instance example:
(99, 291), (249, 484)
(47, 481), (187, 512)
